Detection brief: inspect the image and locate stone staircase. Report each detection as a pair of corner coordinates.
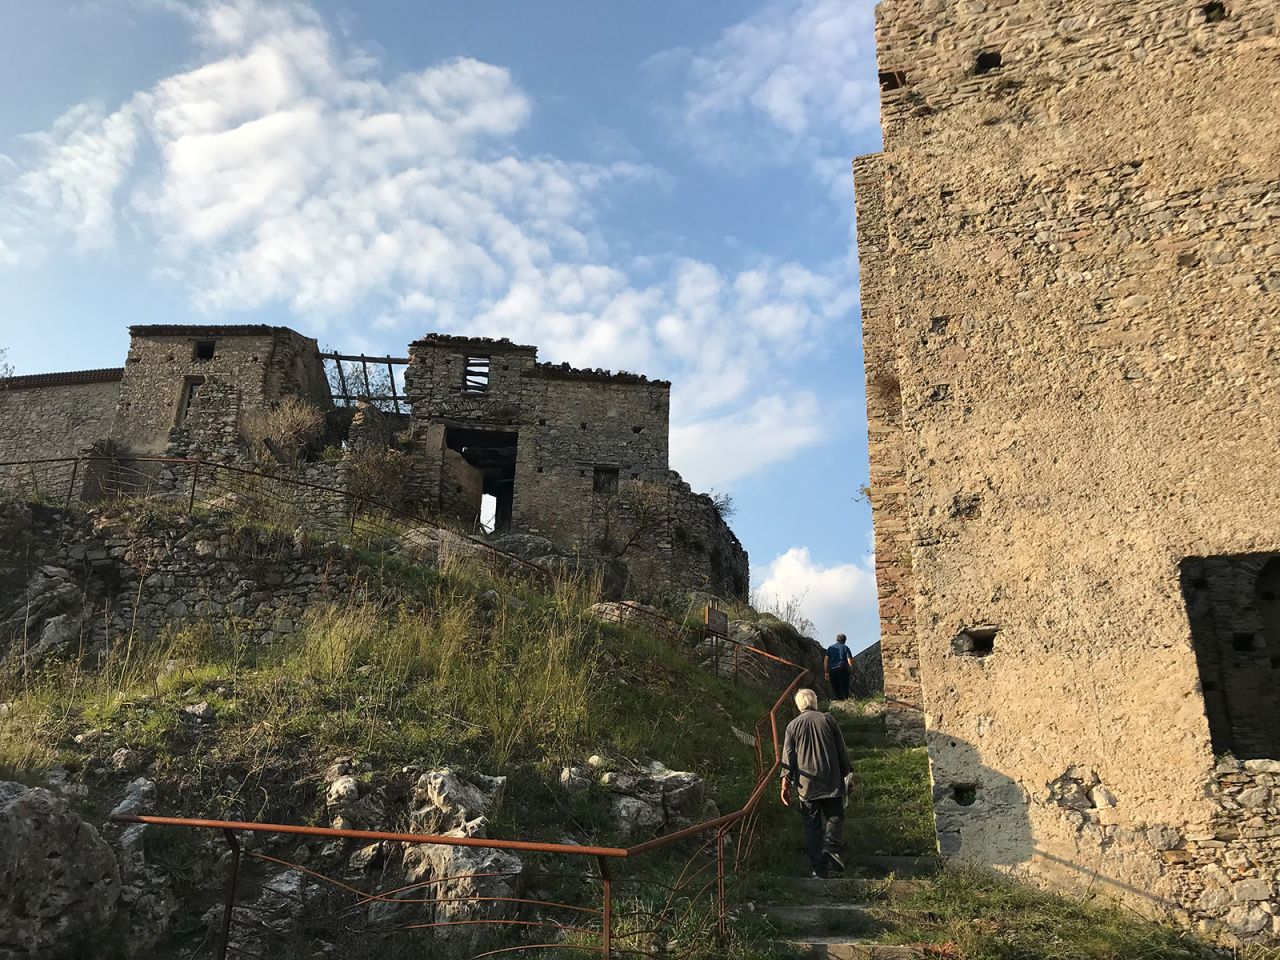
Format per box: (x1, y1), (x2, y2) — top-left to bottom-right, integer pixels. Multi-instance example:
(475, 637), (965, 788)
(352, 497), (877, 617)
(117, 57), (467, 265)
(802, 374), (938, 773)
(755, 705), (941, 959)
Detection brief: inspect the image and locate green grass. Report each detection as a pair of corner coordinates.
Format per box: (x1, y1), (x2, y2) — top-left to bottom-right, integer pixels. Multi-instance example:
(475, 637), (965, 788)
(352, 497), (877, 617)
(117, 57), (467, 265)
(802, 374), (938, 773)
(868, 865), (1248, 960)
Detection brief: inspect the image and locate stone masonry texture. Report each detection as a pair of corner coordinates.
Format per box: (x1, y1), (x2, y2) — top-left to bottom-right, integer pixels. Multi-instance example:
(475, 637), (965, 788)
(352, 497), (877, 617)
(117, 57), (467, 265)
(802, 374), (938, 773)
(0, 325), (746, 603)
(856, 0), (1279, 944)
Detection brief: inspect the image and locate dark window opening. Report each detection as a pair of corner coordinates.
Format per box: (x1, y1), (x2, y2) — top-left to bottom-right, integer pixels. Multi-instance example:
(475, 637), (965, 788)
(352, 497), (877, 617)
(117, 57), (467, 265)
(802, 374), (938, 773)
(952, 784), (978, 807)
(176, 376), (205, 427)
(445, 426), (517, 532)
(953, 626), (997, 657)
(632, 425), (644, 434)
(974, 51), (1003, 75)
(193, 340), (216, 361)
(878, 69), (907, 91)
(1201, 2), (1227, 22)
(593, 467), (619, 496)
(462, 355), (490, 393)
(1182, 554), (1280, 760)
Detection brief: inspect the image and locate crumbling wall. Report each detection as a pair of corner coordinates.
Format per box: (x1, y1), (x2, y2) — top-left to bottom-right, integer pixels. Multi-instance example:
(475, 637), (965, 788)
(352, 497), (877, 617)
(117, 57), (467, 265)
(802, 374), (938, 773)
(859, 0), (1280, 943)
(0, 372), (121, 462)
(0, 499), (359, 659)
(440, 449), (484, 528)
(513, 370), (670, 546)
(113, 328), (276, 456)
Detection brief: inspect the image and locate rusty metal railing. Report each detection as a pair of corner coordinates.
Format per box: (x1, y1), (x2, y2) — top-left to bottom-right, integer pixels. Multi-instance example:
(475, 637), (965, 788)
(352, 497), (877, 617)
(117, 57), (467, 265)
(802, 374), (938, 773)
(110, 640), (809, 959)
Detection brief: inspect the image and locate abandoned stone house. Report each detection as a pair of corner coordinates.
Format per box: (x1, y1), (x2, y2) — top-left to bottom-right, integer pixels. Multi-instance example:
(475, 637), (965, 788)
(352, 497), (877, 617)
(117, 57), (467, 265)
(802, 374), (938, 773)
(855, 0), (1278, 945)
(0, 324), (747, 600)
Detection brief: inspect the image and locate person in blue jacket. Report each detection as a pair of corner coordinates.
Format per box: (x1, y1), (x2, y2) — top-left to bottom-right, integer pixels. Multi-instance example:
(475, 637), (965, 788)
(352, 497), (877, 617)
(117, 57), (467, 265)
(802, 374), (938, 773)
(825, 633), (853, 701)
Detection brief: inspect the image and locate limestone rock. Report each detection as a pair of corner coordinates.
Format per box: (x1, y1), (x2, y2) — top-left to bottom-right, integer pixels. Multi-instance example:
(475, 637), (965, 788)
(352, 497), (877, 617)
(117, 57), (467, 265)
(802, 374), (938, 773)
(109, 778), (157, 819)
(0, 781), (121, 958)
(412, 768), (506, 833)
(182, 701), (214, 723)
(374, 816), (523, 954)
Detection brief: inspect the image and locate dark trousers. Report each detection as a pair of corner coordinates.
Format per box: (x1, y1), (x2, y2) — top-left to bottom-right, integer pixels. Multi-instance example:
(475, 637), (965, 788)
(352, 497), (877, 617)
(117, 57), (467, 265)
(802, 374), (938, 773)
(829, 667), (851, 700)
(799, 796), (845, 871)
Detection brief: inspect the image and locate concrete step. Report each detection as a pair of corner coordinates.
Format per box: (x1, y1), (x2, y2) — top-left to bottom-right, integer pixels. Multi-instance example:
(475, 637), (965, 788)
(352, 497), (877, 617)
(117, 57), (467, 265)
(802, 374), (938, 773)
(760, 902), (881, 937)
(775, 938), (929, 959)
(849, 855), (940, 877)
(786, 876), (923, 901)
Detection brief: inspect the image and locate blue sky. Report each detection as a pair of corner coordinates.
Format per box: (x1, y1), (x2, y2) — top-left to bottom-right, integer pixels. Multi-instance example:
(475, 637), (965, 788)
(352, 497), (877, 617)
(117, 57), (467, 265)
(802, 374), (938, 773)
(0, 0), (885, 649)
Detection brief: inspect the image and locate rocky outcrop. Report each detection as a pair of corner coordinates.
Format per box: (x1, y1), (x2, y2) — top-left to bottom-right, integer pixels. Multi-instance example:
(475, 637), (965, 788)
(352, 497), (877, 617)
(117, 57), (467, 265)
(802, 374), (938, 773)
(0, 782), (120, 959)
(0, 778), (173, 960)
(691, 615), (826, 694)
(560, 758), (714, 843)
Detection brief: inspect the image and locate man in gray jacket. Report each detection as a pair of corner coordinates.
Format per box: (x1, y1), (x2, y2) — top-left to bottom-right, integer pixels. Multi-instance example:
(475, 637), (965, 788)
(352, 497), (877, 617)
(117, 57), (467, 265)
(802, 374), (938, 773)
(779, 687), (852, 877)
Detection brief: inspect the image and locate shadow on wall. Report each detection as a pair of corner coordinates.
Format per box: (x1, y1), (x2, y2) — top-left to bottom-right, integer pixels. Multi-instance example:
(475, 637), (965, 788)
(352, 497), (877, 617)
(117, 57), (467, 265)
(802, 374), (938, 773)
(928, 736), (1213, 920)
(929, 733), (1035, 869)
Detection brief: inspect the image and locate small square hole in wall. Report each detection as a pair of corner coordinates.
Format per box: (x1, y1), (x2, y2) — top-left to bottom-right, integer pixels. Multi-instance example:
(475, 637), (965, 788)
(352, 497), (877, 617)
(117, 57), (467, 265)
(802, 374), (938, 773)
(952, 784), (978, 807)
(974, 51), (1003, 75)
(193, 340), (216, 361)
(953, 626), (997, 657)
(1232, 632), (1256, 652)
(1201, 2), (1227, 22)
(632, 425), (644, 434)
(581, 422), (588, 430)
(878, 69), (907, 91)
(930, 316), (951, 335)
(593, 466), (619, 496)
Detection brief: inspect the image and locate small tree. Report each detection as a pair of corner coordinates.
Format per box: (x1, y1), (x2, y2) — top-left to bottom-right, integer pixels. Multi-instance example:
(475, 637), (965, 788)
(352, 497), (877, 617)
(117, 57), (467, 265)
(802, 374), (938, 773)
(709, 489), (736, 520)
(596, 479), (668, 558)
(0, 348), (12, 381)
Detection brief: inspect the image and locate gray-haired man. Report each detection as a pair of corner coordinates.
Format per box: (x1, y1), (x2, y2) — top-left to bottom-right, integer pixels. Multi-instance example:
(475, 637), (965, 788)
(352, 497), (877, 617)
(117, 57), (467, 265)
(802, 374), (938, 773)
(779, 688), (852, 878)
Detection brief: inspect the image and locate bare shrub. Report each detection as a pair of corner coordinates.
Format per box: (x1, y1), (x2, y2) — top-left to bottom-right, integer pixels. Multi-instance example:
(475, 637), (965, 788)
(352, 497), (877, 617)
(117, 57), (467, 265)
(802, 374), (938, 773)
(345, 447), (410, 508)
(709, 490), (736, 520)
(595, 479), (668, 558)
(242, 396), (327, 466)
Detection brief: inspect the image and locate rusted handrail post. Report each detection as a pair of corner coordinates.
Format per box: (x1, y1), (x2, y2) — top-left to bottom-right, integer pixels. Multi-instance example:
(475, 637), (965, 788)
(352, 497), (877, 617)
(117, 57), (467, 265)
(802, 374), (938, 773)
(218, 828), (242, 960)
(65, 459), (79, 509)
(715, 827), (727, 946)
(597, 855), (612, 959)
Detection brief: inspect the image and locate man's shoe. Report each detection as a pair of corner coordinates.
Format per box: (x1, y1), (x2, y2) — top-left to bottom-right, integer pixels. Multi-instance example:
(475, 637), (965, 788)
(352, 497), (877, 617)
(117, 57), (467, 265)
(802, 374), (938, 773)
(810, 868), (830, 880)
(824, 851), (846, 874)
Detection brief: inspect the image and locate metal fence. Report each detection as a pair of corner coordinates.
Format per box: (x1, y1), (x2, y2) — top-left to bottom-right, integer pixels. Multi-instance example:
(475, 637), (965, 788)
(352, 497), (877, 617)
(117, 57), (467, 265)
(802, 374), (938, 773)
(0, 455), (551, 586)
(113, 641), (808, 959)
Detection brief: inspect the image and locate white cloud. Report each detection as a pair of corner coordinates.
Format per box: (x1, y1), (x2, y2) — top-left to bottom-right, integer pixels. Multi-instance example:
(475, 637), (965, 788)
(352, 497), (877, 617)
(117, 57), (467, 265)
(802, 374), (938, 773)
(755, 546), (879, 651)
(670, 392), (826, 491)
(0, 0), (854, 491)
(661, 0), (880, 172)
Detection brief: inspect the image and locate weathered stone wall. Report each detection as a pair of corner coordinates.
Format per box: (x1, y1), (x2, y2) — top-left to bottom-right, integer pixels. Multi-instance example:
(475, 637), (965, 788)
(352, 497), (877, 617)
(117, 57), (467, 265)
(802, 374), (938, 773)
(404, 335), (747, 600)
(853, 153), (925, 746)
(850, 640), (885, 699)
(113, 328), (277, 456)
(858, 0), (1279, 943)
(113, 325), (329, 458)
(0, 372), (122, 462)
(0, 499), (360, 660)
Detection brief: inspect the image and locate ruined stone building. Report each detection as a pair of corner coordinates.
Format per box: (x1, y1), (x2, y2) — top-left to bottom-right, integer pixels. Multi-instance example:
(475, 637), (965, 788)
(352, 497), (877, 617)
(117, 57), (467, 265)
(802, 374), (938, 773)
(0, 325), (747, 601)
(855, 0), (1278, 944)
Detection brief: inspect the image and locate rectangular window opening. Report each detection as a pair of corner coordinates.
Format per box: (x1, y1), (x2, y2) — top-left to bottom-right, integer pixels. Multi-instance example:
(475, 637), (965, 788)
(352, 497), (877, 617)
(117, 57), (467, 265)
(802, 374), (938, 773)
(878, 69), (907, 91)
(462, 355), (491, 393)
(593, 466), (619, 496)
(1182, 554), (1280, 760)
(176, 376), (205, 426)
(193, 340), (216, 361)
